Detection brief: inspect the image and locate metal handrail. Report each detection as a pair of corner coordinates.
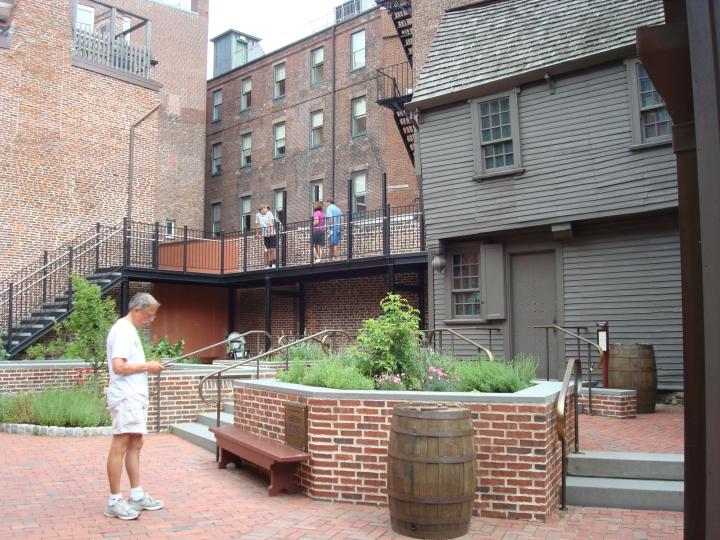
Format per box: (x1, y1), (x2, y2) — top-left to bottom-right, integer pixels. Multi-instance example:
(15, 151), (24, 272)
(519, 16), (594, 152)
(424, 327), (496, 362)
(197, 329), (352, 407)
(557, 357), (582, 510)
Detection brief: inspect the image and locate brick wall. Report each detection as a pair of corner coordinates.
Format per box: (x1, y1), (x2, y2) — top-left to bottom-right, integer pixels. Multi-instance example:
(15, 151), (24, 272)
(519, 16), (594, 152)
(0, 0), (207, 283)
(578, 387), (637, 418)
(205, 7), (417, 232)
(234, 383), (574, 521)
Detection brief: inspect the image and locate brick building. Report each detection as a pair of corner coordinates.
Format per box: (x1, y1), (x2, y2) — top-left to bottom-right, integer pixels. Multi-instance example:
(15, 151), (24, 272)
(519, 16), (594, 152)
(204, 3), (417, 233)
(0, 0), (208, 283)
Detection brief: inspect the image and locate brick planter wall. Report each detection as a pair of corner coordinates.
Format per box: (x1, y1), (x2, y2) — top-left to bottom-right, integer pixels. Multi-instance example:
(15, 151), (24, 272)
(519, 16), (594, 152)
(234, 380), (574, 521)
(578, 387), (637, 418)
(0, 361), (236, 431)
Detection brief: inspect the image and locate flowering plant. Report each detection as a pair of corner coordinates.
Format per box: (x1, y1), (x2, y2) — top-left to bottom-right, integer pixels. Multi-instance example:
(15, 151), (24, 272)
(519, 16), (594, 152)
(374, 372), (405, 391)
(424, 366), (460, 392)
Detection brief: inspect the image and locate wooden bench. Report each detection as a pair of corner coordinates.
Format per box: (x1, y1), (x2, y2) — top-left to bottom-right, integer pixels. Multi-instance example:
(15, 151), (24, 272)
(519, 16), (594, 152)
(210, 425), (310, 496)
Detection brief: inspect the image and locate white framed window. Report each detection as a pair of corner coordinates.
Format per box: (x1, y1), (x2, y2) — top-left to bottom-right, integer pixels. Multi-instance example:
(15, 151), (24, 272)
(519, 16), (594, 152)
(273, 189), (286, 226)
(351, 170), (366, 214)
(75, 5), (95, 32)
(240, 196), (252, 231)
(351, 30), (365, 70)
(351, 96), (367, 136)
(240, 133), (252, 167)
(444, 244), (506, 321)
(211, 142), (222, 175)
(211, 202), (221, 236)
(165, 219), (176, 239)
(310, 110), (324, 148)
(470, 89), (522, 178)
(309, 180), (323, 211)
(273, 122), (286, 158)
(274, 62), (286, 98)
(212, 89), (222, 122)
(240, 78), (252, 111)
(311, 47), (324, 85)
(626, 59), (672, 146)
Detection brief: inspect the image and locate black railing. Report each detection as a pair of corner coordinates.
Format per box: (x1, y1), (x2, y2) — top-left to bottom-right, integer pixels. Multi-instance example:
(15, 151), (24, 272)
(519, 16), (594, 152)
(376, 61), (413, 104)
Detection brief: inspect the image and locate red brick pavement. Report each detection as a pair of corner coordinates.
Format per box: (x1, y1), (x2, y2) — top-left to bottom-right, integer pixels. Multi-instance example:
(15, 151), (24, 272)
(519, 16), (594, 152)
(0, 432), (682, 539)
(581, 404), (684, 454)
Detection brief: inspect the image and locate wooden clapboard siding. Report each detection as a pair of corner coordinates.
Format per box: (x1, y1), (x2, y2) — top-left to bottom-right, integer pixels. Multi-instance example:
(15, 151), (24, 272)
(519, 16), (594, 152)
(419, 61), (678, 242)
(562, 222), (683, 389)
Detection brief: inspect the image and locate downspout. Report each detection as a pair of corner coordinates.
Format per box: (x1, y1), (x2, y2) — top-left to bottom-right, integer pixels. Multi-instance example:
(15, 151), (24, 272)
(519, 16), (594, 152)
(331, 22), (337, 199)
(128, 104), (160, 222)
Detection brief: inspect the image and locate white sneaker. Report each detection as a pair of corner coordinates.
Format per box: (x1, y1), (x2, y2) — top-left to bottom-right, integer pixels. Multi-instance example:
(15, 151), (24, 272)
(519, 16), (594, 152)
(270, 264), (276, 268)
(104, 498), (140, 520)
(129, 492), (164, 512)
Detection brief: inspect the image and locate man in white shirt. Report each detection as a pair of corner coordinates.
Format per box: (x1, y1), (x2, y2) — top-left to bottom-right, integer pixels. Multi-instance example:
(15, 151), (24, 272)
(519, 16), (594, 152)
(104, 293), (165, 520)
(255, 204), (277, 268)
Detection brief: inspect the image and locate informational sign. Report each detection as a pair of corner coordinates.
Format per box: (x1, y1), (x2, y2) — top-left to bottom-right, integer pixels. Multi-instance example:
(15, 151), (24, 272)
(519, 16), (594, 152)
(284, 401), (308, 451)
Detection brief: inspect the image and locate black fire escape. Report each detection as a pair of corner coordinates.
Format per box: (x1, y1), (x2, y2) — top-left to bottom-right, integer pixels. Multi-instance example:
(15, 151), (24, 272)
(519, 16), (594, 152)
(375, 0), (416, 164)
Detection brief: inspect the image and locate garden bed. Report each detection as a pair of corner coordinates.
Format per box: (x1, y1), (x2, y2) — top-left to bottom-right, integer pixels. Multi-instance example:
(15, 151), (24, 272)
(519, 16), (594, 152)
(232, 379), (575, 522)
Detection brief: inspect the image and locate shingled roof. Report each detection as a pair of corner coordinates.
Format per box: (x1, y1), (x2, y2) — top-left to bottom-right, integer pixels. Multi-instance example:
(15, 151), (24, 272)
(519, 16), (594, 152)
(411, 0), (664, 107)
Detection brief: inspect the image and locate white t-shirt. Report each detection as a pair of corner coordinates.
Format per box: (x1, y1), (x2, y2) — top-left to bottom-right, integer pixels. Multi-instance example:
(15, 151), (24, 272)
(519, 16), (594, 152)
(256, 210), (275, 236)
(106, 318), (148, 407)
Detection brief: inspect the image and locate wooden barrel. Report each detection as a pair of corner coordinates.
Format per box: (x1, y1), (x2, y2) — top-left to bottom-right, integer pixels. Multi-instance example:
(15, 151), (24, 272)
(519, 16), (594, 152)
(387, 402), (476, 539)
(608, 344), (657, 413)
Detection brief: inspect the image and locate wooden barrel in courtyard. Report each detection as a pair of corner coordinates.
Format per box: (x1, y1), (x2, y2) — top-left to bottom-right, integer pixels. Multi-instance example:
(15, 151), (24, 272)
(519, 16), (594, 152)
(387, 402), (476, 539)
(609, 343), (657, 413)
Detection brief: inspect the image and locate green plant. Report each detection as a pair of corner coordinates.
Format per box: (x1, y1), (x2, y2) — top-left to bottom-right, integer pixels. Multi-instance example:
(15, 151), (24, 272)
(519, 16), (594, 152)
(277, 361), (308, 384)
(455, 356), (538, 393)
(423, 365), (461, 392)
(31, 387), (109, 427)
(25, 340), (65, 360)
(0, 393), (12, 422)
(0, 333), (7, 361)
(299, 359), (374, 390)
(149, 336), (185, 361)
(356, 293), (421, 378)
(9, 392), (35, 424)
(374, 373), (405, 390)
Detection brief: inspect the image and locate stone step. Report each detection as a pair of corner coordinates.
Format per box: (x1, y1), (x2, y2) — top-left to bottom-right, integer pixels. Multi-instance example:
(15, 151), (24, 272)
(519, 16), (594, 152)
(195, 411), (234, 428)
(567, 451), (684, 481)
(566, 476), (684, 511)
(223, 402), (234, 415)
(169, 422), (216, 453)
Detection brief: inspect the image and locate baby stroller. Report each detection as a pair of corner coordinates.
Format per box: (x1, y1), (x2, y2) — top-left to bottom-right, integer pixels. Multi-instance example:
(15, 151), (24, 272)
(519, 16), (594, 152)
(226, 332), (249, 360)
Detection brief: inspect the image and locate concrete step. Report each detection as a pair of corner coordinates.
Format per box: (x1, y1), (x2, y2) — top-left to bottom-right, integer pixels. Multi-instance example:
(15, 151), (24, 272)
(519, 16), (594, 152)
(169, 422), (216, 453)
(223, 402), (234, 415)
(195, 411), (234, 428)
(566, 476), (683, 511)
(567, 451), (684, 481)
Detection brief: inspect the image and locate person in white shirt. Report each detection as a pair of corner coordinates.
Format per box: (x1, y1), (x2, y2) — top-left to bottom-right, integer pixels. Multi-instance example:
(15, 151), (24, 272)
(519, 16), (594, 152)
(255, 204), (277, 268)
(103, 293), (165, 520)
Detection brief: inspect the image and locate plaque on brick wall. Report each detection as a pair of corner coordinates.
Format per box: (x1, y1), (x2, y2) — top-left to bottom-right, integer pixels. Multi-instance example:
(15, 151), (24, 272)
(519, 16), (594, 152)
(284, 401), (308, 451)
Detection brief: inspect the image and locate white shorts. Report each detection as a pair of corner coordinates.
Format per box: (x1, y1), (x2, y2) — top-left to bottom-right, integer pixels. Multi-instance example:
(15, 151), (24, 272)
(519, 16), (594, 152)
(109, 398), (148, 435)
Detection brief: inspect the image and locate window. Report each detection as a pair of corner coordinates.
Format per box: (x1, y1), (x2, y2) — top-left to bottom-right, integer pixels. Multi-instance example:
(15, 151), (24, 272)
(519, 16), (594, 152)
(211, 142), (222, 175)
(211, 203), (221, 236)
(451, 253), (481, 317)
(309, 180), (323, 211)
(274, 62), (286, 98)
(212, 89), (222, 122)
(627, 59), (671, 145)
(351, 30), (365, 70)
(310, 110), (324, 148)
(241, 133), (252, 167)
(165, 219), (175, 239)
(240, 196), (252, 231)
(351, 170), (366, 214)
(75, 5), (95, 32)
(311, 47), (324, 84)
(273, 189), (286, 226)
(273, 122), (286, 158)
(234, 38), (248, 67)
(240, 78), (252, 110)
(470, 89), (522, 178)
(351, 96), (367, 136)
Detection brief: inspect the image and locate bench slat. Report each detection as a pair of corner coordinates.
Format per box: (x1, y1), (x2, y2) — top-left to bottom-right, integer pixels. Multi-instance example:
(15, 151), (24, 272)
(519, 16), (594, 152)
(210, 426), (310, 463)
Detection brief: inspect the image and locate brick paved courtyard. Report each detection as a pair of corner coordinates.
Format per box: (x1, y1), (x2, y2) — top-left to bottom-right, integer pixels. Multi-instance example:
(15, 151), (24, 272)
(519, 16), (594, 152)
(0, 431), (682, 539)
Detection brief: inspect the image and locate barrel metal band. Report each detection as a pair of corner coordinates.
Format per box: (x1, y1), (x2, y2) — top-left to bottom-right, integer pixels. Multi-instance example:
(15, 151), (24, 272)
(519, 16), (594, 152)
(390, 512), (471, 525)
(391, 426), (474, 437)
(387, 489), (476, 504)
(387, 452), (475, 464)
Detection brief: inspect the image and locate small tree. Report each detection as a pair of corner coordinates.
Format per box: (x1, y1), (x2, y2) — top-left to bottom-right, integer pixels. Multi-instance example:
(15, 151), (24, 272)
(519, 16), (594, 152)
(356, 293), (421, 378)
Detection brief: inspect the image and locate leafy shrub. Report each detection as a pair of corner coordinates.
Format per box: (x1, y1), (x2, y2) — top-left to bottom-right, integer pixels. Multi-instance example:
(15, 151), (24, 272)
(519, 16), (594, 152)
(150, 336), (185, 360)
(277, 358), (373, 390)
(276, 361), (307, 384)
(270, 341), (328, 365)
(356, 293), (421, 378)
(0, 387), (110, 427)
(374, 373), (405, 391)
(25, 340), (64, 361)
(423, 366), (461, 392)
(0, 333), (7, 360)
(455, 356), (538, 393)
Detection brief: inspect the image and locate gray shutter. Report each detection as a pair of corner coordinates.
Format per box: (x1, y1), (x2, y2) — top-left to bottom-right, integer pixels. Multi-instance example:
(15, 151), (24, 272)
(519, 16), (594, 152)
(481, 243), (505, 319)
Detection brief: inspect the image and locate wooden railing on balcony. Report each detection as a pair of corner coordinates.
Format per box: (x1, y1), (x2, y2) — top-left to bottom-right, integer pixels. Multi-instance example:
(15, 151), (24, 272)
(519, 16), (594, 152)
(73, 27), (151, 78)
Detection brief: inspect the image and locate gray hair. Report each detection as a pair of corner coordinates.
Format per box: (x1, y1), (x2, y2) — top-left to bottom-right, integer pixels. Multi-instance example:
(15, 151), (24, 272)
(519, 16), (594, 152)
(129, 292), (160, 311)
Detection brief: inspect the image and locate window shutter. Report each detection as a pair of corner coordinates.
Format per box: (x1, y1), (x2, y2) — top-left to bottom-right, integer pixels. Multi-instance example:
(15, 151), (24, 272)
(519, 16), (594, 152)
(481, 243), (505, 319)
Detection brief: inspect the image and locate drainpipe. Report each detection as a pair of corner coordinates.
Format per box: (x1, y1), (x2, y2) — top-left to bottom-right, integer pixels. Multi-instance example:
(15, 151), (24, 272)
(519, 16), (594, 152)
(128, 105), (160, 222)
(331, 22), (337, 199)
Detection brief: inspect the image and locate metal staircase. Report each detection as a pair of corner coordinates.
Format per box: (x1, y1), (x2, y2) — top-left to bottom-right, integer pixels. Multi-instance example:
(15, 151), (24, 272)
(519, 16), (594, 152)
(376, 61), (416, 164)
(376, 0), (413, 65)
(1, 223), (124, 357)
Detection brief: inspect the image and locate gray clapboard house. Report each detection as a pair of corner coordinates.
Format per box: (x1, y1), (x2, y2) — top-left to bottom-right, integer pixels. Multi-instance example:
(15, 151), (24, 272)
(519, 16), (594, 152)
(408, 0), (683, 389)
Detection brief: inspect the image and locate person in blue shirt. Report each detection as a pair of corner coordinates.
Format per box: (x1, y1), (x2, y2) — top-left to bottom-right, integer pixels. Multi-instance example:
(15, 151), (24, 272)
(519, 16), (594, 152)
(324, 198), (343, 261)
